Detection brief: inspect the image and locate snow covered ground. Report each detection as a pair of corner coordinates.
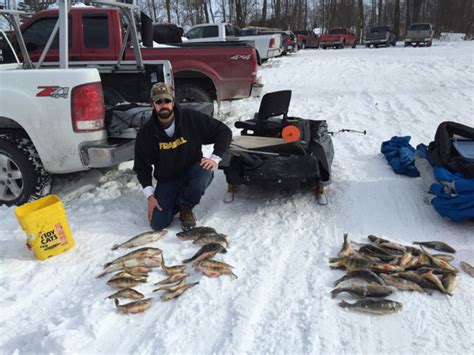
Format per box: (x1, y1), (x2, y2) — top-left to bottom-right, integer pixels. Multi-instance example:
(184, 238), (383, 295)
(1, 41), (473, 354)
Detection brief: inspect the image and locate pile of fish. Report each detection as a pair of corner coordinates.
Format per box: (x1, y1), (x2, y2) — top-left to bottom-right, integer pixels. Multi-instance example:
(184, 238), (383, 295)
(329, 234), (470, 315)
(99, 226), (236, 314)
(177, 227), (237, 279)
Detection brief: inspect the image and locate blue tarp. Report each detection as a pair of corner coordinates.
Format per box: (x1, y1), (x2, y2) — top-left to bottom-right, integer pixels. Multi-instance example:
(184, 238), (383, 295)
(381, 136), (420, 177)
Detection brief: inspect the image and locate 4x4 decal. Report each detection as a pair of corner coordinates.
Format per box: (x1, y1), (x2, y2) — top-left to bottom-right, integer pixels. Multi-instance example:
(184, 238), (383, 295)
(37, 86), (69, 99)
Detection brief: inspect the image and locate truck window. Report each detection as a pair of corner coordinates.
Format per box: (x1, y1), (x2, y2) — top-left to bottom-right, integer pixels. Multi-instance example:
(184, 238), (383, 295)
(409, 23), (431, 31)
(185, 27), (203, 39)
(202, 26), (218, 38)
(22, 17), (72, 50)
(83, 14), (109, 48)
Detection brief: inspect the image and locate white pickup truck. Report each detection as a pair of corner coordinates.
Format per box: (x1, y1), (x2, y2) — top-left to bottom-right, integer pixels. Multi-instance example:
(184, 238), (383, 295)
(0, 4), (174, 206)
(184, 23), (282, 63)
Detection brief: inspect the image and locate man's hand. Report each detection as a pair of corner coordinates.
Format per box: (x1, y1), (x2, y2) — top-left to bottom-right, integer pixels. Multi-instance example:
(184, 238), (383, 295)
(200, 157), (218, 170)
(147, 195), (162, 221)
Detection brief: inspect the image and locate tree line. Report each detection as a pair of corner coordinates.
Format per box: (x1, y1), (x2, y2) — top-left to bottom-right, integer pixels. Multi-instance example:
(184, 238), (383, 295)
(13, 0), (474, 39)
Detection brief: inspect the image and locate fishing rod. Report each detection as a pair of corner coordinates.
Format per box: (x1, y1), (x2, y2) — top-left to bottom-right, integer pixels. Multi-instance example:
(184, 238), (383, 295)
(329, 128), (367, 136)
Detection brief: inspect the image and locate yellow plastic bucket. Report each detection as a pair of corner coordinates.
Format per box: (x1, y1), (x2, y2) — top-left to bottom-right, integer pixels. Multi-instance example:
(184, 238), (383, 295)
(14, 194), (75, 260)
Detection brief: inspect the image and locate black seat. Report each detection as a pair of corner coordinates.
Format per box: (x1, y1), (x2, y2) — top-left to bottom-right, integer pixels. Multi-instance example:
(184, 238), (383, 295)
(235, 90), (292, 137)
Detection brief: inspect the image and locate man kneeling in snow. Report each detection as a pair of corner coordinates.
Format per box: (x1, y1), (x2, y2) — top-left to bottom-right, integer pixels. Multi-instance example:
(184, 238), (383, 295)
(133, 83), (232, 230)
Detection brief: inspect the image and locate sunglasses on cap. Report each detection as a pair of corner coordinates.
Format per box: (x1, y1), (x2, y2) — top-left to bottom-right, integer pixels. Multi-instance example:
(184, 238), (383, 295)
(154, 98), (173, 105)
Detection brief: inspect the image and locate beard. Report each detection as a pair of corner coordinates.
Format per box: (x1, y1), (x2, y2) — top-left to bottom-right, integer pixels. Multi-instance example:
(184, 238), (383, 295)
(157, 108), (172, 119)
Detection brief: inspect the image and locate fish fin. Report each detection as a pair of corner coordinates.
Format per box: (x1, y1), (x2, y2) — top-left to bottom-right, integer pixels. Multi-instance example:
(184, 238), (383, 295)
(111, 244), (119, 250)
(338, 300), (350, 308)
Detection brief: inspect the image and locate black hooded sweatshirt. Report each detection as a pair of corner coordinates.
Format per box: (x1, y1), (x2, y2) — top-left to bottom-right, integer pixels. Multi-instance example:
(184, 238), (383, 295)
(133, 103), (232, 188)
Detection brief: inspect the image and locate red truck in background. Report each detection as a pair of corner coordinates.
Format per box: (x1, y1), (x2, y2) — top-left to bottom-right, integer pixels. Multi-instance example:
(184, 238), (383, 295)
(293, 30), (320, 49)
(320, 28), (357, 49)
(13, 6), (262, 103)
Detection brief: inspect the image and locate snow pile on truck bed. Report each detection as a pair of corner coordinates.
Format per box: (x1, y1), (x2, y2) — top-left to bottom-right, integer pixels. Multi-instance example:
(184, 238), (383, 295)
(0, 41), (473, 354)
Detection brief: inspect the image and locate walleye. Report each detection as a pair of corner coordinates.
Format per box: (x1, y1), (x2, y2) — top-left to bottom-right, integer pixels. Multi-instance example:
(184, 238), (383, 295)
(160, 255), (187, 275)
(432, 254), (455, 262)
(115, 298), (152, 314)
(103, 247), (163, 268)
(379, 274), (426, 293)
(97, 256), (162, 278)
(182, 243), (227, 264)
(413, 241), (456, 253)
(111, 230), (167, 250)
(371, 263), (405, 273)
(460, 261), (474, 277)
(328, 256), (371, 271)
(106, 288), (145, 300)
(109, 271), (148, 282)
(367, 235), (390, 244)
(421, 270), (452, 296)
(333, 269), (386, 287)
(397, 272), (438, 290)
(106, 277), (147, 289)
(331, 284), (393, 298)
(193, 234), (229, 248)
(339, 298), (402, 315)
(176, 227), (218, 241)
(338, 233), (352, 258)
(160, 282), (199, 301)
(155, 272), (189, 285)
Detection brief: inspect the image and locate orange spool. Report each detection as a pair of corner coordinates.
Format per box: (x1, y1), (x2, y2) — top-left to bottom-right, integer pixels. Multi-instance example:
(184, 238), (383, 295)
(282, 125), (301, 142)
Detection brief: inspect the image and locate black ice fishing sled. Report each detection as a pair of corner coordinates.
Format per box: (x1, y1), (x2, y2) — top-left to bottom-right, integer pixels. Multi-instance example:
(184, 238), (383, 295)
(219, 90), (334, 204)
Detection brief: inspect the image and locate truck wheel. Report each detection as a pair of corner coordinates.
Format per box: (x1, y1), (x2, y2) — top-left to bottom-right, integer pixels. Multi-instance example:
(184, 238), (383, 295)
(0, 134), (51, 206)
(427, 41), (432, 47)
(175, 84), (212, 103)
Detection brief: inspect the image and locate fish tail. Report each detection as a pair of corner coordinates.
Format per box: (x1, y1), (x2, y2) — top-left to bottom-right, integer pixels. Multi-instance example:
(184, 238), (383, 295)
(96, 272), (107, 279)
(328, 257), (341, 263)
(114, 299), (120, 307)
(111, 244), (120, 250)
(182, 257), (193, 264)
(103, 262), (113, 269)
(330, 288), (342, 298)
(230, 271), (238, 279)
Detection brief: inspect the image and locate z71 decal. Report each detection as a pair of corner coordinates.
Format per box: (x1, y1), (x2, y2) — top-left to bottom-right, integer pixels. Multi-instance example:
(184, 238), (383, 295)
(37, 86), (69, 99)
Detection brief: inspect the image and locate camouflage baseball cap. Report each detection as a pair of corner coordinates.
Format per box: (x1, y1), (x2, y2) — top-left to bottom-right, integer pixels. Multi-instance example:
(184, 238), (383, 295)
(150, 82), (174, 102)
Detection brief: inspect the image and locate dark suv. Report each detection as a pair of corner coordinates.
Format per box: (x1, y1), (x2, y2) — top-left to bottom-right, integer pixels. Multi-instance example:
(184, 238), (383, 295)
(364, 26), (397, 47)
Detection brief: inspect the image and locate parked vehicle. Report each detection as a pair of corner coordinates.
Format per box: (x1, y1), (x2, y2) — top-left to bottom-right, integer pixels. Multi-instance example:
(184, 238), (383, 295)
(263, 30), (297, 55)
(5, 7), (262, 103)
(405, 23), (434, 47)
(293, 30), (320, 49)
(320, 28), (357, 49)
(364, 26), (397, 47)
(184, 23), (282, 63)
(0, 4), (175, 206)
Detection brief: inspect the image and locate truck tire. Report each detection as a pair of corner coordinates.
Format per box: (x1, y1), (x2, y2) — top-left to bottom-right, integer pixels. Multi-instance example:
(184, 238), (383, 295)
(427, 41), (432, 47)
(175, 84), (212, 103)
(0, 134), (51, 206)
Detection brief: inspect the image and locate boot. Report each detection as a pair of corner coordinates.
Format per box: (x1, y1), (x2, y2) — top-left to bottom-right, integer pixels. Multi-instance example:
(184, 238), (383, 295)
(179, 204), (196, 230)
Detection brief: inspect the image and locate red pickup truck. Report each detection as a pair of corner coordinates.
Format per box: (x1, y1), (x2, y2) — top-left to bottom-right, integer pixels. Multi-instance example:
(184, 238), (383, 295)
(15, 7), (262, 103)
(320, 28), (357, 49)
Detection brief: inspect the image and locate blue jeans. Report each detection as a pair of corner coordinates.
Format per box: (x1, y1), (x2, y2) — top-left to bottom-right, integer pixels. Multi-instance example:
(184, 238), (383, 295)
(150, 162), (214, 230)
